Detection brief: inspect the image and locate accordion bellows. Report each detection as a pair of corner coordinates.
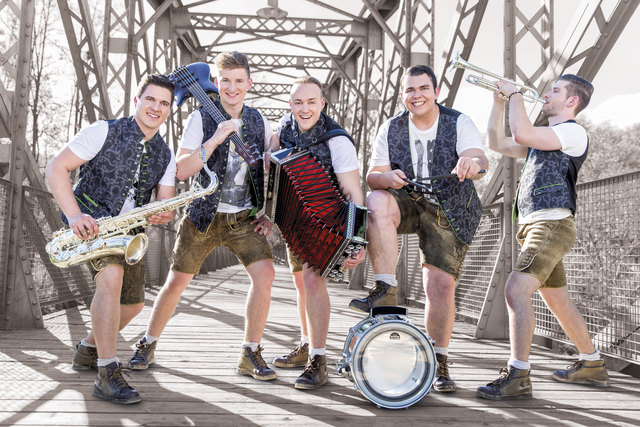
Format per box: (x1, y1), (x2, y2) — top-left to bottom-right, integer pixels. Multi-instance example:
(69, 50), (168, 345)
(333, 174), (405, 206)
(266, 148), (367, 280)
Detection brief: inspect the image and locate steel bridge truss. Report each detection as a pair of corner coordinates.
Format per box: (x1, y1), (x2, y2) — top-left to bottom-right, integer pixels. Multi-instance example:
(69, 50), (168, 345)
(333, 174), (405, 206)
(1, 0), (638, 330)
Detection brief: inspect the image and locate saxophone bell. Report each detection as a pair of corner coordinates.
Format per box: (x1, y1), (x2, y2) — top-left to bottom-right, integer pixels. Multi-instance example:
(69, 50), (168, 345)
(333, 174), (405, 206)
(47, 233), (149, 268)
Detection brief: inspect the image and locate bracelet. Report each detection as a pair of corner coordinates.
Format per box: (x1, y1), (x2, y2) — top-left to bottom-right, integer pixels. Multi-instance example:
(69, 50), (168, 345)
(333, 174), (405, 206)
(508, 91), (523, 100)
(199, 145), (207, 164)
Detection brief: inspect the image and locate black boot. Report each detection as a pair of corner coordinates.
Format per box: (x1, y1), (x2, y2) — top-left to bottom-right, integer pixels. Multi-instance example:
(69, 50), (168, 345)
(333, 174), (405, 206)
(433, 353), (456, 393)
(93, 361), (141, 404)
(477, 366), (532, 400)
(295, 355), (328, 390)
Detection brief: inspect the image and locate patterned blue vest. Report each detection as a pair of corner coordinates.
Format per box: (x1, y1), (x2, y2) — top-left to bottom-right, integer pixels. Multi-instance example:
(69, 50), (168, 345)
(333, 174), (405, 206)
(278, 112), (354, 181)
(65, 116), (172, 225)
(515, 120), (588, 220)
(186, 103), (266, 231)
(387, 106), (482, 245)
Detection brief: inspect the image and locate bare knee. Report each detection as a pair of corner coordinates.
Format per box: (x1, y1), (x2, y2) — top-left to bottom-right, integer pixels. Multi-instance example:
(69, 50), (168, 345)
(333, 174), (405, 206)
(504, 272), (538, 310)
(366, 191), (396, 222)
(424, 271), (455, 302)
(162, 270), (192, 295)
(248, 261), (275, 290)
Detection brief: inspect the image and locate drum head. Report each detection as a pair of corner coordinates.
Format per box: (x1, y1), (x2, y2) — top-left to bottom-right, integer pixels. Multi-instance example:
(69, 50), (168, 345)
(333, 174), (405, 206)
(350, 320), (436, 409)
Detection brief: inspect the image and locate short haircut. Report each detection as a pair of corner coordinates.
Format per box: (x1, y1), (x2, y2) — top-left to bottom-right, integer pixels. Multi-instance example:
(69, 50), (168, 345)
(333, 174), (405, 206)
(214, 51), (251, 78)
(291, 76), (323, 95)
(402, 65), (438, 89)
(136, 74), (176, 104)
(557, 74), (594, 114)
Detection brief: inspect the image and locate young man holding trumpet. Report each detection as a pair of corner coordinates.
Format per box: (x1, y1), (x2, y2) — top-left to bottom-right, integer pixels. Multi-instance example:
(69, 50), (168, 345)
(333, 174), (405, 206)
(477, 74), (609, 400)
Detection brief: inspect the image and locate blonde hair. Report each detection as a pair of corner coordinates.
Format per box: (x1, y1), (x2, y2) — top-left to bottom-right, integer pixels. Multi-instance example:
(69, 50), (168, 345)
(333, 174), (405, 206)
(291, 76), (323, 94)
(214, 51), (251, 78)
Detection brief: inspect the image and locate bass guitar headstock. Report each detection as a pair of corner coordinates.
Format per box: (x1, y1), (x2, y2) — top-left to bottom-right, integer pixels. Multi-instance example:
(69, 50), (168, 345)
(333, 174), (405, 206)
(168, 63), (219, 107)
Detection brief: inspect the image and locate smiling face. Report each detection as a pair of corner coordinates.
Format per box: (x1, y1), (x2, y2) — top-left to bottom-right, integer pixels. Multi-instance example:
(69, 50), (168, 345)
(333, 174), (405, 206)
(401, 73), (440, 122)
(133, 84), (173, 137)
(289, 82), (325, 132)
(215, 67), (252, 112)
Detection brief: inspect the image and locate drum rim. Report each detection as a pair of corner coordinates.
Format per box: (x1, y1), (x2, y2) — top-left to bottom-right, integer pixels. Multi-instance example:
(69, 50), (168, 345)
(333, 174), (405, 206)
(349, 319), (436, 409)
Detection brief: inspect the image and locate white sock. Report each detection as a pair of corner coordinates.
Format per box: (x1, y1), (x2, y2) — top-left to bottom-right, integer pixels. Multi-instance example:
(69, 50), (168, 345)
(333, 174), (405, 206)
(143, 334), (159, 344)
(433, 347), (448, 356)
(300, 335), (309, 345)
(579, 350), (601, 361)
(80, 338), (96, 348)
(508, 358), (531, 370)
(309, 347), (326, 358)
(97, 356), (119, 367)
(242, 342), (259, 352)
(374, 274), (398, 287)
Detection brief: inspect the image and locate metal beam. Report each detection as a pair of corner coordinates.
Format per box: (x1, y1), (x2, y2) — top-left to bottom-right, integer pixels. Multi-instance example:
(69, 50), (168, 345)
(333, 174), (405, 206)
(57, 0), (113, 121)
(437, 0), (489, 107)
(2, 0), (43, 329)
(177, 11), (367, 38)
(205, 52), (337, 71)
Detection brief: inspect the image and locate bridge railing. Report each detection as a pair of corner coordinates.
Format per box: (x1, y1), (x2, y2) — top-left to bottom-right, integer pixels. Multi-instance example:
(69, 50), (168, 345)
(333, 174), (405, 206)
(3, 171), (639, 364)
(357, 172), (640, 364)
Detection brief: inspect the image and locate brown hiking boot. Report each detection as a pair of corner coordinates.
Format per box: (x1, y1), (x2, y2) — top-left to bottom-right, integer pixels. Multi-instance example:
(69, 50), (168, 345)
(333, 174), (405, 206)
(93, 361), (141, 404)
(72, 341), (97, 371)
(552, 359), (609, 387)
(433, 353), (456, 393)
(128, 337), (156, 370)
(295, 354), (328, 390)
(237, 346), (277, 381)
(273, 343), (309, 368)
(477, 366), (533, 400)
(348, 281), (398, 313)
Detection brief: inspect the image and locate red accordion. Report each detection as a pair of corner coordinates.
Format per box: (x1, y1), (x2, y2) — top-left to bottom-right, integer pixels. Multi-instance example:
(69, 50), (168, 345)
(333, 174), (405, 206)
(266, 148), (367, 280)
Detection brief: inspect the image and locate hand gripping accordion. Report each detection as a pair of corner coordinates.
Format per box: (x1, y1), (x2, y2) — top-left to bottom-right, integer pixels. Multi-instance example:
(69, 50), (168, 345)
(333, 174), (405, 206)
(337, 306), (437, 409)
(265, 147), (367, 281)
(46, 154), (218, 268)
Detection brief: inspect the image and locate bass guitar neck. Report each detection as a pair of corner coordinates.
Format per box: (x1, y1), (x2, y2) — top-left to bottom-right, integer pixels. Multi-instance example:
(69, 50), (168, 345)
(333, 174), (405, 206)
(169, 63), (260, 167)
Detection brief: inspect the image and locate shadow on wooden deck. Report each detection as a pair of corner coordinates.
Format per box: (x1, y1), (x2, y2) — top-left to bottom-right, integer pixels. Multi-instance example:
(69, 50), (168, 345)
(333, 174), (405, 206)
(1, 264), (639, 426)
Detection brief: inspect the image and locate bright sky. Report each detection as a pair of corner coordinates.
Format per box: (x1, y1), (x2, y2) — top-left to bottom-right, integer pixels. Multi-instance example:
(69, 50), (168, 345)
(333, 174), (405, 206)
(437, 1), (640, 128)
(199, 0), (639, 128)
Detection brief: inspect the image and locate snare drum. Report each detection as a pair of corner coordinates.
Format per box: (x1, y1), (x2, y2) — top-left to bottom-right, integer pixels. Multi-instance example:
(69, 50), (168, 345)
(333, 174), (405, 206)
(337, 306), (436, 409)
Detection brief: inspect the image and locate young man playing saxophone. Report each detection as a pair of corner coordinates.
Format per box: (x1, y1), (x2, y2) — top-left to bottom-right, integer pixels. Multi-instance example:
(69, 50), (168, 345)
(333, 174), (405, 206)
(45, 74), (177, 404)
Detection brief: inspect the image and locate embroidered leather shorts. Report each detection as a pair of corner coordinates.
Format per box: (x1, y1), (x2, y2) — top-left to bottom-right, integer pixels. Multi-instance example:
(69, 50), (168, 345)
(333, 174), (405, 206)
(89, 255), (145, 305)
(171, 210), (273, 275)
(386, 188), (468, 280)
(514, 216), (576, 288)
(287, 247), (304, 273)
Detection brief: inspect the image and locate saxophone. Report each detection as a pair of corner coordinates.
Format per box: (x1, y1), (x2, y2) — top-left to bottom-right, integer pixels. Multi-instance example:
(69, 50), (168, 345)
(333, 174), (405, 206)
(46, 162), (218, 268)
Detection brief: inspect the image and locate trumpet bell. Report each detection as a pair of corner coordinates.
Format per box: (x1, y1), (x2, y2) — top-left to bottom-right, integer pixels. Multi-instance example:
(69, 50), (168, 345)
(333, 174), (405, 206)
(448, 52), (544, 103)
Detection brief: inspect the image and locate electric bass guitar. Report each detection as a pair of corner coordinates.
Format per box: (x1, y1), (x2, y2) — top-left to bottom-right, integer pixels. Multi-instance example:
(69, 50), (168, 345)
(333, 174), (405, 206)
(168, 62), (260, 166)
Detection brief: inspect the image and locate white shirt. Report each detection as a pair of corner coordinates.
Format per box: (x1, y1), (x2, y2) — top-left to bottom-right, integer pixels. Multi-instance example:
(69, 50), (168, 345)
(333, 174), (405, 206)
(66, 120), (176, 215)
(180, 110), (273, 213)
(371, 112), (483, 176)
(277, 115), (359, 174)
(519, 121), (589, 224)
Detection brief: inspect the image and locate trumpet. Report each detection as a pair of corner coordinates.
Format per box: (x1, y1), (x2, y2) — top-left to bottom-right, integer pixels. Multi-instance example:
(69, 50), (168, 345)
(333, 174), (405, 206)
(448, 52), (544, 104)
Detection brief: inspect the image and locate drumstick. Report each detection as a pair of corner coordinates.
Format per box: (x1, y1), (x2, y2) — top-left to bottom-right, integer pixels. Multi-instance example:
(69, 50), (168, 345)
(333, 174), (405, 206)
(404, 169), (487, 190)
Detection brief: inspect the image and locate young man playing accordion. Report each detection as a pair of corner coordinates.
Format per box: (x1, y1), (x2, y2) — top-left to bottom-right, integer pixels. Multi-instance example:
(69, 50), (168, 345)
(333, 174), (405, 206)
(45, 74), (177, 404)
(271, 76), (365, 389)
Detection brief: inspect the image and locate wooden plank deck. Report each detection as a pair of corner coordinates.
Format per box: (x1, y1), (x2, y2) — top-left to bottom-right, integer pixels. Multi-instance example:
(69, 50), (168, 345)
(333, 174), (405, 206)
(1, 263), (639, 426)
